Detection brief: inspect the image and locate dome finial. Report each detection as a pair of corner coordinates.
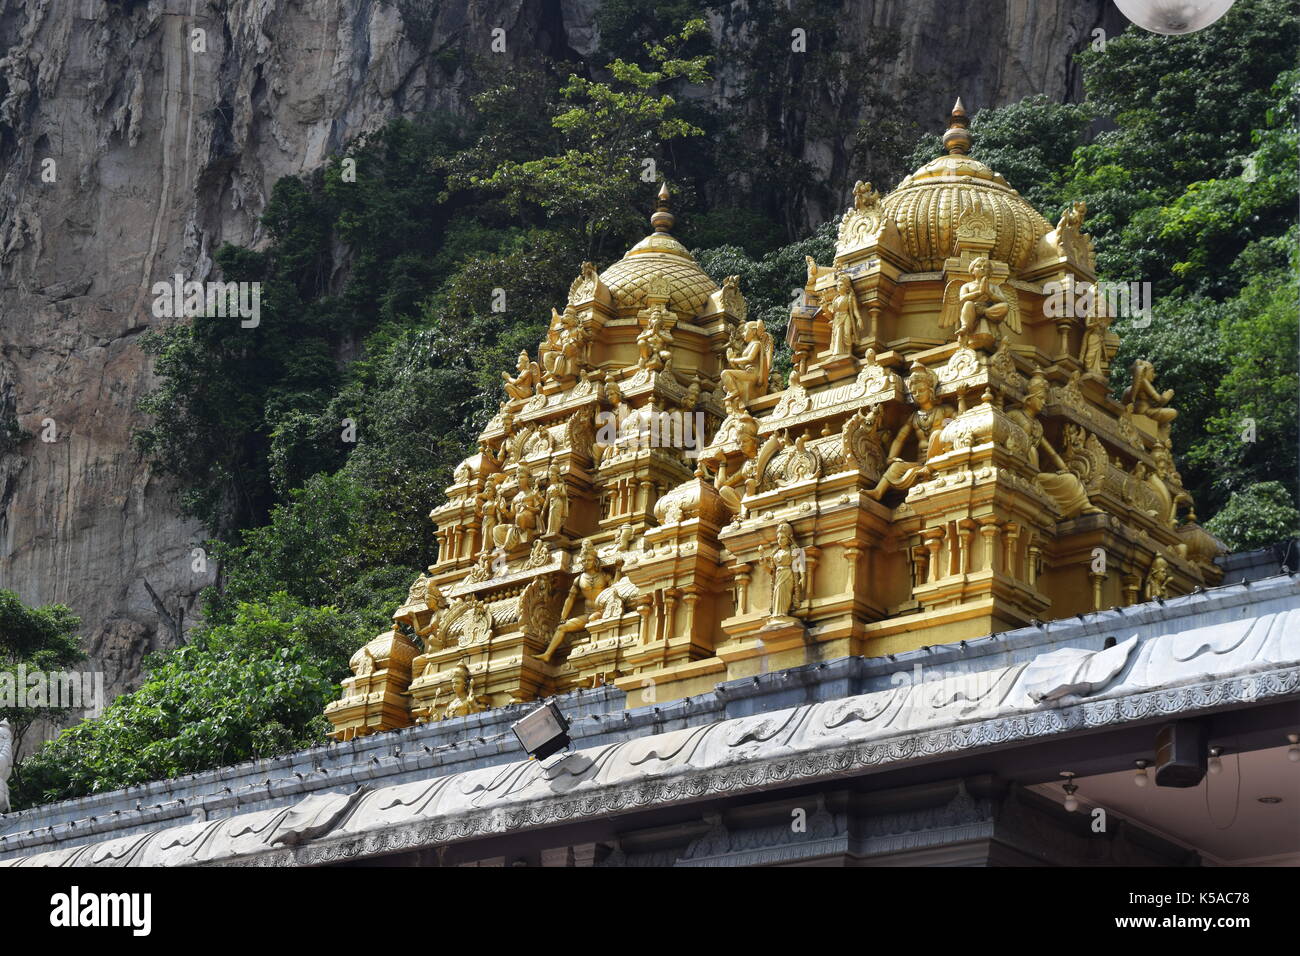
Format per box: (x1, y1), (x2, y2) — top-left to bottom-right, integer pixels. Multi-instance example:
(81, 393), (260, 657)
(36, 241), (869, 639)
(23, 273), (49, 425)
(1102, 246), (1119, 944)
(651, 180), (675, 234)
(942, 97), (972, 156)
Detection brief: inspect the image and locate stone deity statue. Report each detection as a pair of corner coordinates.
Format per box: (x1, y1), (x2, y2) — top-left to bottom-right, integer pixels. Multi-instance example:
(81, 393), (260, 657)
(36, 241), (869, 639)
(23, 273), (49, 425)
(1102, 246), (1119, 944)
(1007, 372), (1102, 519)
(763, 522), (805, 620)
(823, 273), (863, 357)
(534, 540), (623, 662)
(867, 363), (955, 500)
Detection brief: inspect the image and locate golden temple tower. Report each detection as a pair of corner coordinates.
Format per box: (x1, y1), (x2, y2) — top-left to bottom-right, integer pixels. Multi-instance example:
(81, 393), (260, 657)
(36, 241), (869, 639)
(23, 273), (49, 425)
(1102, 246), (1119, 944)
(326, 102), (1223, 740)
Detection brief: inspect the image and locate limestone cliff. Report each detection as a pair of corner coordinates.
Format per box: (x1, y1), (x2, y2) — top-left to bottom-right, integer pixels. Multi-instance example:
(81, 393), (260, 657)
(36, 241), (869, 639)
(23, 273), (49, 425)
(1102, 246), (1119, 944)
(0, 0), (1118, 708)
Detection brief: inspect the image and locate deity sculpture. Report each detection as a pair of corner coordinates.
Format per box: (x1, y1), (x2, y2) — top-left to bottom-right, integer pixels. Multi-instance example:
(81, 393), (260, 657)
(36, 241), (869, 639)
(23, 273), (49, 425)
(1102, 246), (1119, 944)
(476, 473), (507, 555)
(413, 585), (453, 650)
(852, 180), (880, 210)
(1144, 555), (1172, 601)
(1056, 200), (1086, 234)
(941, 256), (1020, 347)
(763, 522), (805, 621)
(720, 320), (773, 407)
(568, 260), (599, 303)
(822, 272), (863, 357)
(592, 380), (633, 467)
(1122, 359), (1177, 438)
(866, 363), (955, 500)
(636, 307), (675, 371)
(1007, 372), (1103, 519)
(1148, 441), (1193, 528)
(534, 540), (626, 663)
(544, 463), (569, 537)
(491, 465), (544, 551)
(354, 645), (376, 678)
(541, 307), (588, 382)
(502, 350), (542, 401)
(438, 661), (488, 720)
(1078, 310), (1111, 374)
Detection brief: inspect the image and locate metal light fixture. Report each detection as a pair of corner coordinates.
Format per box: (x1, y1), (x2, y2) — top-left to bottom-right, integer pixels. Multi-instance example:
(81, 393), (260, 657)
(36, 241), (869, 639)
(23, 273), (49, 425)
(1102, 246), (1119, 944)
(1113, 0), (1237, 35)
(1208, 746), (1224, 775)
(511, 699), (571, 761)
(1060, 771), (1079, 812)
(1134, 759), (1150, 787)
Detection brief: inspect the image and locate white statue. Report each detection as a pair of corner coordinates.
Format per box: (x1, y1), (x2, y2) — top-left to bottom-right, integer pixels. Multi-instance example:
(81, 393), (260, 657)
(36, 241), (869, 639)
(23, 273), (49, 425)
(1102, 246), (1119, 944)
(0, 718), (13, 813)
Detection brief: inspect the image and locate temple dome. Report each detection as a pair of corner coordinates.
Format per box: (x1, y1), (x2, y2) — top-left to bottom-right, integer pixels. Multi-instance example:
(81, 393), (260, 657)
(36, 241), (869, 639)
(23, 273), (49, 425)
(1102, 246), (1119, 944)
(881, 99), (1052, 272)
(599, 183), (718, 317)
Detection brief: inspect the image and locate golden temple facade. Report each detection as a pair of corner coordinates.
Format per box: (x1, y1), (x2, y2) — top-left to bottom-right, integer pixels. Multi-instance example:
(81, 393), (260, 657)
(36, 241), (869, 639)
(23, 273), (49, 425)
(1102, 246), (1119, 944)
(325, 101), (1223, 741)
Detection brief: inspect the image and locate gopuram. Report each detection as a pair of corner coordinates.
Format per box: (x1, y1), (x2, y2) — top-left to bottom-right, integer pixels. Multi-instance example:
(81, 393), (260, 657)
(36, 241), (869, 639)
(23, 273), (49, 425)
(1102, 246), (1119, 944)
(325, 100), (1224, 742)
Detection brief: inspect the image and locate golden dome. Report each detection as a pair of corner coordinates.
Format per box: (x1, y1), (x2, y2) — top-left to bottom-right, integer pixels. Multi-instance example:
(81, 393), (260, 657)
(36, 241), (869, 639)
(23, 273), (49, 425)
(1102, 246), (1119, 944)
(881, 99), (1052, 272)
(599, 183), (718, 317)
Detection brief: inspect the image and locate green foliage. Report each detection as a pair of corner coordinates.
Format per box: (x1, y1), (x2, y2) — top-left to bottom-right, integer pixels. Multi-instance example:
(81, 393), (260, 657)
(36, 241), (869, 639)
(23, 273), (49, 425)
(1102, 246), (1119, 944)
(0, 590), (84, 757)
(1067, 0), (1300, 290)
(13, 595), (364, 808)
(455, 19), (711, 258)
(1204, 482), (1300, 552)
(1188, 228), (1300, 501)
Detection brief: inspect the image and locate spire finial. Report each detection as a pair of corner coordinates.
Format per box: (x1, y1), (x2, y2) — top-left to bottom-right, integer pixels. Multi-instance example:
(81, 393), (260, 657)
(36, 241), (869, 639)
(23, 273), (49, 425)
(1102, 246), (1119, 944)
(942, 97), (972, 156)
(651, 181), (674, 234)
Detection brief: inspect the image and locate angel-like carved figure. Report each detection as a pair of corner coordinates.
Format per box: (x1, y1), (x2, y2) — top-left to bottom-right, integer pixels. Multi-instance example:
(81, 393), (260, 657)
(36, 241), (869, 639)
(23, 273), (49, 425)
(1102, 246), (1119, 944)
(866, 362), (955, 500)
(502, 350), (542, 401)
(636, 307), (675, 371)
(1121, 359), (1177, 438)
(720, 320), (773, 407)
(534, 540), (629, 662)
(940, 256), (1020, 347)
(1007, 372), (1102, 519)
(822, 272), (863, 356)
(763, 522), (805, 620)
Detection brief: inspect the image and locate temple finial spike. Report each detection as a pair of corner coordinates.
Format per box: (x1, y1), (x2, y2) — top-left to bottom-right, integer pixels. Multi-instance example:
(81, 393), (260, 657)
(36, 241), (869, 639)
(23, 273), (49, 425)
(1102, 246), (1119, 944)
(942, 96), (972, 156)
(651, 180), (674, 234)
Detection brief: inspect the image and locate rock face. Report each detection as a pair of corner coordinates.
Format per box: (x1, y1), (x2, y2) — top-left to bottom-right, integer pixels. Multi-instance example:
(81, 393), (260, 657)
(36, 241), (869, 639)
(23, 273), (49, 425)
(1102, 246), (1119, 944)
(0, 1), (1117, 720)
